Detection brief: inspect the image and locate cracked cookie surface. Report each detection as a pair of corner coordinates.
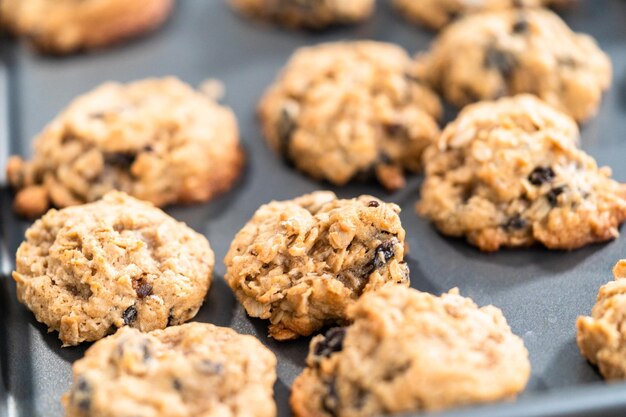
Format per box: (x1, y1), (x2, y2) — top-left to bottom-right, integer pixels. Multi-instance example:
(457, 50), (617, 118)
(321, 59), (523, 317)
(416, 8), (611, 122)
(12, 191), (214, 346)
(259, 41), (441, 191)
(63, 323), (277, 417)
(224, 191), (410, 340)
(577, 260), (626, 380)
(290, 286), (530, 416)
(228, 0), (374, 29)
(0, 0), (173, 54)
(393, 0), (572, 30)
(7, 77), (243, 218)
(417, 95), (626, 251)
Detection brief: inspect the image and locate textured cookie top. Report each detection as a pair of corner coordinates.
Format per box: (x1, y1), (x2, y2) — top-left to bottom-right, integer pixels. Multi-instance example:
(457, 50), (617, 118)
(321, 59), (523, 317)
(418, 95), (626, 251)
(7, 77), (243, 218)
(13, 191), (214, 346)
(228, 0), (374, 29)
(63, 323), (277, 417)
(291, 286), (530, 416)
(577, 260), (626, 380)
(0, 0), (173, 53)
(224, 191), (409, 340)
(416, 8), (611, 121)
(259, 41), (441, 191)
(393, 0), (571, 30)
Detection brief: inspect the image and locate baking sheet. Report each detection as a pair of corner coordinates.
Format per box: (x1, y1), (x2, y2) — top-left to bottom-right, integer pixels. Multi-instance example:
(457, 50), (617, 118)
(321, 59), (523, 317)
(2, 1), (626, 416)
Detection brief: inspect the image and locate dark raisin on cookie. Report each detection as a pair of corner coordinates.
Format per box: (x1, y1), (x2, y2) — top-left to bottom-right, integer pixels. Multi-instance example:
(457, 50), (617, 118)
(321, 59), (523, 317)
(528, 166), (556, 185)
(314, 327), (347, 358)
(484, 47), (517, 79)
(322, 378), (340, 417)
(72, 376), (92, 411)
(383, 122), (407, 138)
(367, 200), (380, 208)
(372, 241), (395, 269)
(512, 15), (529, 34)
(123, 305), (138, 325)
(547, 186), (565, 206)
(197, 359), (224, 375)
(277, 104), (298, 160)
(135, 282), (153, 298)
(104, 152), (137, 169)
(503, 215), (527, 230)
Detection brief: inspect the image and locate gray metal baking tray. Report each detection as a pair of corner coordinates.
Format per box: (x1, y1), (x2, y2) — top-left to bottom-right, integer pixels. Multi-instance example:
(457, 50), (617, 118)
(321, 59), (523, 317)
(2, 1), (626, 416)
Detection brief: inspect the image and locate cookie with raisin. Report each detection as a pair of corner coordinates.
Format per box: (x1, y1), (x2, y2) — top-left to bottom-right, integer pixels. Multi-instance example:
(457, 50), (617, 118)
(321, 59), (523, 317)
(291, 286), (530, 416)
(224, 191), (410, 340)
(416, 9), (611, 122)
(417, 95), (626, 251)
(63, 323), (277, 417)
(12, 191), (214, 346)
(7, 77), (243, 218)
(259, 41), (441, 191)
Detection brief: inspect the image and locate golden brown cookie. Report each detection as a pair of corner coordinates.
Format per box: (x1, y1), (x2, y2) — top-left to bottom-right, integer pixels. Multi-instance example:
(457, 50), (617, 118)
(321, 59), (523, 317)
(393, 0), (573, 30)
(0, 0), (173, 54)
(224, 191), (410, 340)
(7, 77), (243, 218)
(417, 95), (626, 251)
(291, 286), (531, 416)
(577, 260), (626, 380)
(63, 323), (277, 417)
(416, 9), (611, 122)
(228, 0), (374, 29)
(13, 191), (214, 346)
(259, 41), (441, 191)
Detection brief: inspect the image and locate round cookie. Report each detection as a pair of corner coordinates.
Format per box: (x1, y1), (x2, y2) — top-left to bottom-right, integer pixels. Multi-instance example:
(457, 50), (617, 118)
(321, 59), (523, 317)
(12, 191), (214, 346)
(259, 41), (441, 191)
(290, 286), (531, 416)
(228, 0), (374, 29)
(0, 0), (173, 54)
(224, 191), (410, 340)
(415, 9), (611, 122)
(7, 77), (243, 218)
(393, 0), (573, 30)
(417, 95), (626, 251)
(577, 260), (626, 380)
(62, 323), (277, 417)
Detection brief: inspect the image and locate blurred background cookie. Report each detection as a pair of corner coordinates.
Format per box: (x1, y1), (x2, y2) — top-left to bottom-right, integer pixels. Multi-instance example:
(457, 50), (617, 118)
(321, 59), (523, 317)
(0, 0), (174, 54)
(415, 8), (611, 122)
(259, 41), (441, 191)
(7, 77), (244, 218)
(228, 0), (374, 29)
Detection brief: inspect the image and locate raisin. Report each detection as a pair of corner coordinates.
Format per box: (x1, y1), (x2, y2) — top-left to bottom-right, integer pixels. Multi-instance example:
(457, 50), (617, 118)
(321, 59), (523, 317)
(528, 166), (555, 185)
(484, 47), (517, 79)
(503, 215), (527, 230)
(173, 379), (182, 391)
(167, 308), (175, 326)
(135, 283), (153, 298)
(512, 16), (529, 34)
(367, 200), (379, 208)
(123, 306), (137, 325)
(197, 360), (224, 375)
(314, 327), (347, 358)
(383, 123), (407, 137)
(322, 378), (339, 417)
(547, 186), (565, 206)
(372, 241), (395, 269)
(277, 105), (297, 161)
(105, 152), (137, 169)
(73, 376), (91, 411)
